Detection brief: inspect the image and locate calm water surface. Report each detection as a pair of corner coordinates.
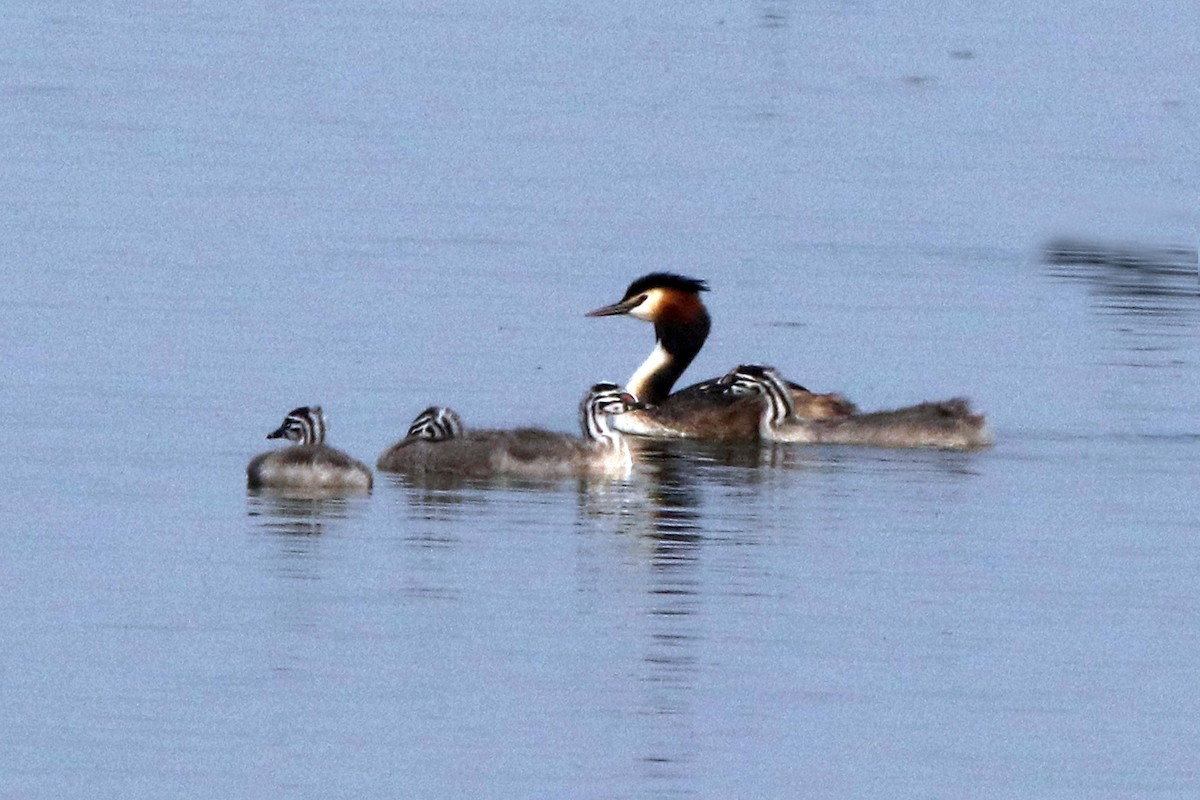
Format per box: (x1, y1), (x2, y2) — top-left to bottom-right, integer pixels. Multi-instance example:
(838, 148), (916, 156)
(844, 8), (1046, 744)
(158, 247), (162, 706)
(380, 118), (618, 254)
(3, 1), (1198, 797)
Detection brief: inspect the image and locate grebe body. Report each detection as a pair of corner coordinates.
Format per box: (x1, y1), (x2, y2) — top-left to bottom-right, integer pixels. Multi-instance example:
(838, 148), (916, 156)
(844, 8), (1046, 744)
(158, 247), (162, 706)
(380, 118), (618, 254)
(377, 383), (643, 479)
(587, 273), (855, 441)
(720, 365), (993, 450)
(247, 406), (373, 492)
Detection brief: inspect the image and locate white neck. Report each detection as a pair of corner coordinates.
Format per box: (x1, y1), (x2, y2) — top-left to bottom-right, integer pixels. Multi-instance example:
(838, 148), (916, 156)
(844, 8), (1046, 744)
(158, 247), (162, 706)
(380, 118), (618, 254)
(626, 342), (671, 401)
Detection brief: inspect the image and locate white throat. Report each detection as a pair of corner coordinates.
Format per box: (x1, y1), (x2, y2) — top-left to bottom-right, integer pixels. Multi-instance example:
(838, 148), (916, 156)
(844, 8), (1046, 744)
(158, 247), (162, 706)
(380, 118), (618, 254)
(627, 342), (671, 401)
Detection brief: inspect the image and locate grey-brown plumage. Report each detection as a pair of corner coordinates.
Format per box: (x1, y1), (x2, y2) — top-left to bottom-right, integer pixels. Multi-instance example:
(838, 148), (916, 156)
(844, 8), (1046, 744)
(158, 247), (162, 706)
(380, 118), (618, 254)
(609, 386), (853, 442)
(377, 384), (643, 479)
(788, 398), (993, 449)
(720, 365), (993, 450)
(379, 428), (620, 478)
(247, 406), (373, 492)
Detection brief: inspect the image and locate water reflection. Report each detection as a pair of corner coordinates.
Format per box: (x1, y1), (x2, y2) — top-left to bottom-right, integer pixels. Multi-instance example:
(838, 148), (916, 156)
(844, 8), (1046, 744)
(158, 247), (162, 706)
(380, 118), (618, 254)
(388, 473), (651, 603)
(386, 470), (637, 525)
(1042, 238), (1200, 383)
(245, 492), (369, 582)
(246, 490), (366, 537)
(617, 433), (989, 783)
(638, 438), (984, 488)
(377, 472), (492, 523)
(760, 4), (789, 30)
(599, 442), (707, 786)
(1043, 238), (1199, 320)
(372, 431), (986, 792)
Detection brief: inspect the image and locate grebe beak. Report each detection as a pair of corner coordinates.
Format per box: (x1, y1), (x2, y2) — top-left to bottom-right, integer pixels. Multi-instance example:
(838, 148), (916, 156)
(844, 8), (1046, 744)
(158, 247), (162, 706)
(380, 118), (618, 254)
(266, 427), (287, 440)
(586, 297), (639, 317)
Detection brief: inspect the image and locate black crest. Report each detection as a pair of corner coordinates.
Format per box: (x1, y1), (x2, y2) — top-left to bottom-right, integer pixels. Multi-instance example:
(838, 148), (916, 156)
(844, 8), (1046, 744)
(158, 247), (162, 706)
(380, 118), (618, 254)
(621, 272), (709, 301)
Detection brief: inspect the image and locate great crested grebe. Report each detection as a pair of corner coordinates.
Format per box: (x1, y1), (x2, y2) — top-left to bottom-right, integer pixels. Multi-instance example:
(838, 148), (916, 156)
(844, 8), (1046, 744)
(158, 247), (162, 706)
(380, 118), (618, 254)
(247, 406), (374, 492)
(586, 272), (856, 441)
(376, 383), (644, 479)
(719, 364), (993, 450)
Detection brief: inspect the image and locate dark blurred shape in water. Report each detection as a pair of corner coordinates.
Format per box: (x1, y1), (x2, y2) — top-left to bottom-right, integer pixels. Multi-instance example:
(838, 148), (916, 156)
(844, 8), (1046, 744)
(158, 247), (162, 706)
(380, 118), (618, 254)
(1042, 238), (1199, 316)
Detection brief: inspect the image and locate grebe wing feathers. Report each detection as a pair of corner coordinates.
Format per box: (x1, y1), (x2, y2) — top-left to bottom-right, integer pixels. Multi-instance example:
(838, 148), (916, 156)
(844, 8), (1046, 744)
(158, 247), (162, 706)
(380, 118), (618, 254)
(378, 429), (506, 474)
(377, 436), (503, 476)
(500, 428), (592, 462)
(612, 375), (856, 440)
(274, 444), (365, 469)
(817, 398), (979, 427)
(795, 397), (992, 450)
(378, 429), (594, 476)
(671, 376), (857, 418)
(614, 393), (764, 441)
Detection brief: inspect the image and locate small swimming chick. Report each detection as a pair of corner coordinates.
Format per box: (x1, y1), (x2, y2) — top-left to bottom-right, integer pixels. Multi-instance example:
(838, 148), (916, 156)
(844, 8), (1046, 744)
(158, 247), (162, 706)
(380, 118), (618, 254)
(719, 364), (993, 450)
(587, 272), (855, 441)
(246, 406), (374, 492)
(376, 383), (644, 479)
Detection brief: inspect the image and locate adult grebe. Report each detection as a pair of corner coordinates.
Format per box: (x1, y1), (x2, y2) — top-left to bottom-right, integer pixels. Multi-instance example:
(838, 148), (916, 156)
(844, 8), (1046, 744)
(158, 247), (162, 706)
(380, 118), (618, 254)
(586, 272), (855, 440)
(719, 364), (993, 450)
(247, 406), (374, 491)
(376, 383), (644, 478)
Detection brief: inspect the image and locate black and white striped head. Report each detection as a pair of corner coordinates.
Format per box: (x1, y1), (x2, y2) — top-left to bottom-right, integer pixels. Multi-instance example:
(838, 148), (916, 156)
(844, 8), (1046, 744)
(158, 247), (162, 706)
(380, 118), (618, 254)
(580, 382), (643, 443)
(267, 406), (327, 446)
(405, 406), (464, 442)
(717, 364), (797, 427)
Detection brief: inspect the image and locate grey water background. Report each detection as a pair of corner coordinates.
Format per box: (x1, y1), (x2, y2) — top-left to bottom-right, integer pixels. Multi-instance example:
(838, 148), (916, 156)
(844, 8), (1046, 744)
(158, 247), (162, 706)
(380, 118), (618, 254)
(3, 0), (1198, 797)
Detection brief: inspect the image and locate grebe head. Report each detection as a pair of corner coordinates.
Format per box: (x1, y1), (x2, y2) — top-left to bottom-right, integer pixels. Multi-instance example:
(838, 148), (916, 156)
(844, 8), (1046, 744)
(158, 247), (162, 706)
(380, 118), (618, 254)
(267, 406), (327, 446)
(587, 274), (713, 404)
(405, 406), (464, 442)
(585, 272), (709, 323)
(251, 405), (373, 492)
(717, 364), (798, 429)
(580, 382), (643, 443)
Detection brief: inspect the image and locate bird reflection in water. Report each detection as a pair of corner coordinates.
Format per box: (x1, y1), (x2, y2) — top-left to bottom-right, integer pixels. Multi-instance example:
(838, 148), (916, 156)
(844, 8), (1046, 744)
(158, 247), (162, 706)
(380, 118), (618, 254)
(245, 492), (369, 582)
(1044, 238), (1199, 381)
(246, 491), (364, 537)
(574, 439), (706, 783)
(1044, 238), (1198, 317)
